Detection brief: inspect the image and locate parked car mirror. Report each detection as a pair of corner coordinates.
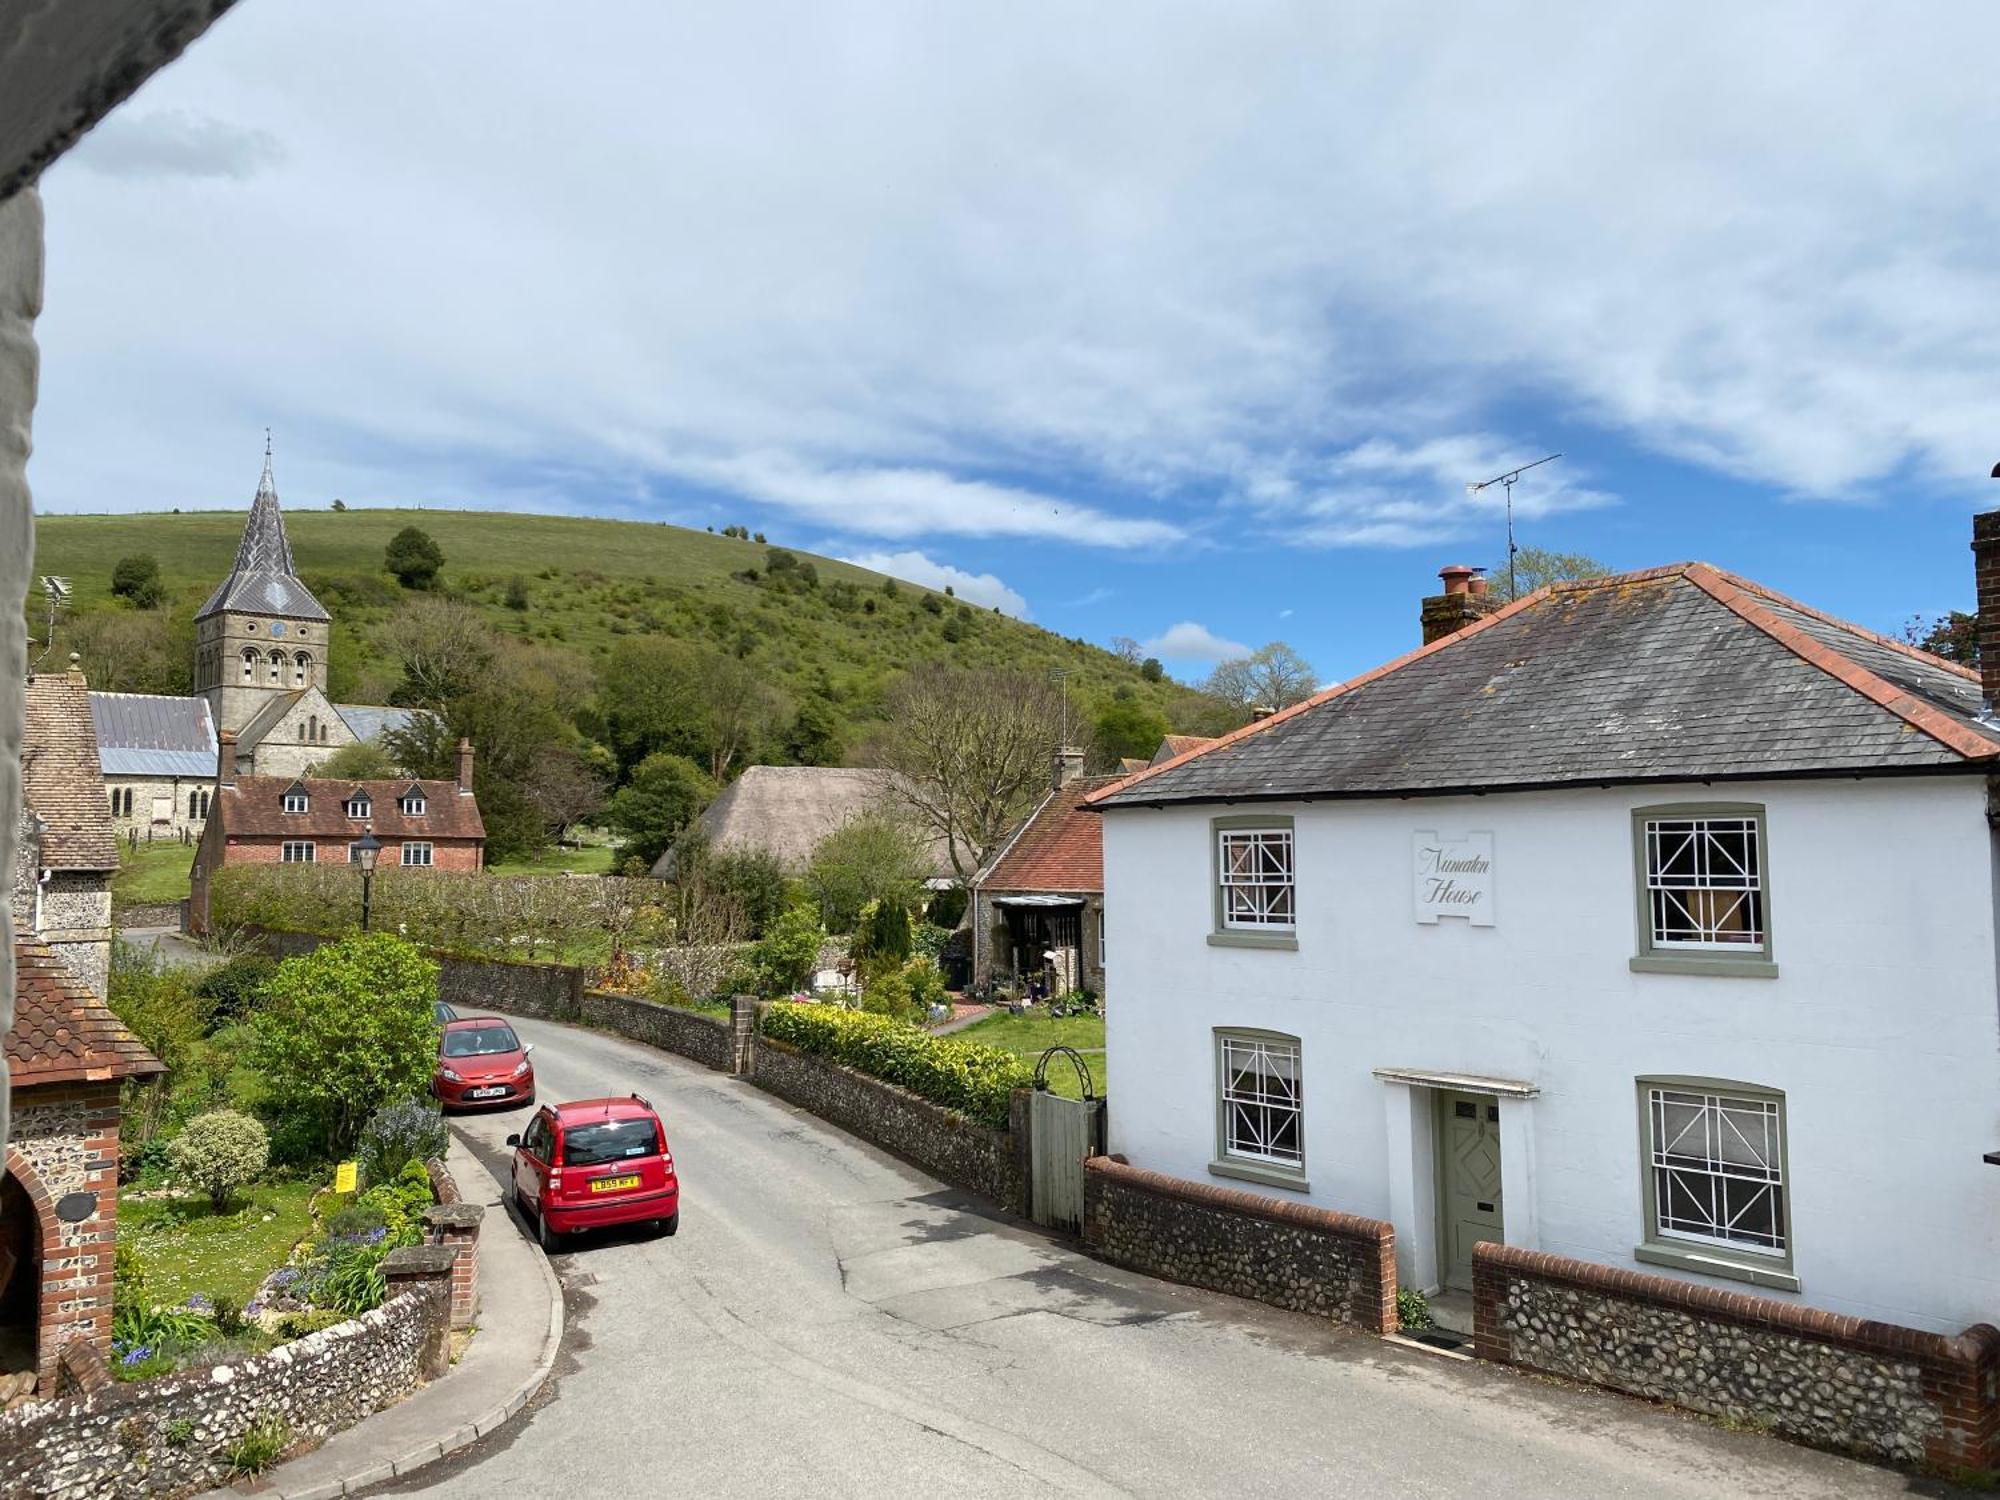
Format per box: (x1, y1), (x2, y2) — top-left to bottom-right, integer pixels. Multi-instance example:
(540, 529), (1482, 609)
(522, 1043), (535, 1057)
(505, 1133), (521, 1147)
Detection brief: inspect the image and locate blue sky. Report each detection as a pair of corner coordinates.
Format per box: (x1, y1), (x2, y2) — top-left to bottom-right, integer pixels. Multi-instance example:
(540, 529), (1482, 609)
(24, 2), (2000, 685)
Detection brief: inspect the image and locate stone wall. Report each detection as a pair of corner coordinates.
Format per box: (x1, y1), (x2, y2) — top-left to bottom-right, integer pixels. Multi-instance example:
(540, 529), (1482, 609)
(0, 1283), (448, 1500)
(578, 990), (734, 1072)
(751, 1038), (1029, 1215)
(106, 775), (208, 841)
(1473, 1242), (2000, 1471)
(1081, 1156), (1397, 1334)
(434, 954), (582, 1021)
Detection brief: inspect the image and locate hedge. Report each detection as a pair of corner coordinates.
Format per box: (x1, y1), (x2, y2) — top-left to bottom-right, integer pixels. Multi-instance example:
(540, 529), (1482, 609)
(759, 1003), (1032, 1128)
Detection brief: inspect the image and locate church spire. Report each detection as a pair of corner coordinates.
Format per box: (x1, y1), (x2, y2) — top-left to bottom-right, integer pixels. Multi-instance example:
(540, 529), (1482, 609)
(196, 437), (329, 622)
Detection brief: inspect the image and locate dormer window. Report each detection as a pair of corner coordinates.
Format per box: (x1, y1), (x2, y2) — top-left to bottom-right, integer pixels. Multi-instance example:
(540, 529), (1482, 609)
(282, 790), (309, 814)
(399, 789), (427, 816)
(344, 794), (373, 819)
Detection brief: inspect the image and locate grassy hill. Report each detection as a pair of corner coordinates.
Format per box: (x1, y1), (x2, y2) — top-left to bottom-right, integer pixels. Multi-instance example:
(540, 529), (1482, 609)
(30, 507), (1210, 754)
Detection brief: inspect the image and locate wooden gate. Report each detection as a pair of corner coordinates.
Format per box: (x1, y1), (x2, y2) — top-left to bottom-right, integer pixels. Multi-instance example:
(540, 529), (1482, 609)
(1029, 1047), (1106, 1234)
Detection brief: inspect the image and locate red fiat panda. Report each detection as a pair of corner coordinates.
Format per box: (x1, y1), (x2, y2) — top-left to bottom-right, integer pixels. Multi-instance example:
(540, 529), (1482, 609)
(507, 1095), (678, 1249)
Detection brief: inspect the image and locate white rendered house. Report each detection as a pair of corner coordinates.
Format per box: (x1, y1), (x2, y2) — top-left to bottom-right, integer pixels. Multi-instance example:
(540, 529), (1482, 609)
(1090, 553), (2000, 1335)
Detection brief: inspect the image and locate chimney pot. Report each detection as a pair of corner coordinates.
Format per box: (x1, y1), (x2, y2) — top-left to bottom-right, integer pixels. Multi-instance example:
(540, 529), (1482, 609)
(1421, 564), (1503, 646)
(1467, 572), (1490, 597)
(1438, 564), (1477, 597)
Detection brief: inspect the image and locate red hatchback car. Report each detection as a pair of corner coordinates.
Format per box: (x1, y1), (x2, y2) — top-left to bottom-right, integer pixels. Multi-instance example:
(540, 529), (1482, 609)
(507, 1095), (678, 1249)
(433, 1017), (536, 1111)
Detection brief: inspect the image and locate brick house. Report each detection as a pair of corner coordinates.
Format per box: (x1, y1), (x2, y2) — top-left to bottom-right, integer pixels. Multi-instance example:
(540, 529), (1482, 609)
(969, 751), (1114, 999)
(19, 669), (117, 998)
(189, 734), (485, 930)
(4, 937), (163, 1397)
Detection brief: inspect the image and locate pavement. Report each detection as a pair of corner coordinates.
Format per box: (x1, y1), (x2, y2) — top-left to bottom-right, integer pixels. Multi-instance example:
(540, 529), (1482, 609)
(197, 1131), (562, 1500)
(118, 923), (220, 969)
(366, 1013), (1939, 1500)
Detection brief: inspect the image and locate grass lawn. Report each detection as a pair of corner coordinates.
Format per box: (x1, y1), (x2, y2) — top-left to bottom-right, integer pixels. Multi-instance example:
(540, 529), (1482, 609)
(953, 1011), (1108, 1100)
(113, 841), (195, 909)
(118, 1179), (318, 1307)
(489, 844), (619, 876)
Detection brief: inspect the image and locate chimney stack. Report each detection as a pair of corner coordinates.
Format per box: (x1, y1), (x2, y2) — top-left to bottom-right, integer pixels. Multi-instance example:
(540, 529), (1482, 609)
(217, 729), (239, 789)
(1421, 565), (1501, 645)
(456, 736), (476, 794)
(1052, 746), (1086, 790)
(1972, 511), (2000, 711)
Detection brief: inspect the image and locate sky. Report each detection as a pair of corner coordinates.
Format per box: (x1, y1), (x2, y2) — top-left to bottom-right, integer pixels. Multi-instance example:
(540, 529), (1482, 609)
(25, 2), (2000, 685)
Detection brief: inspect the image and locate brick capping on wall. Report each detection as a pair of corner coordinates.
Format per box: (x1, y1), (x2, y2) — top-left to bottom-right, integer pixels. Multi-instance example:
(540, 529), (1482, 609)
(1473, 1242), (2000, 1471)
(1081, 1155), (1398, 1335)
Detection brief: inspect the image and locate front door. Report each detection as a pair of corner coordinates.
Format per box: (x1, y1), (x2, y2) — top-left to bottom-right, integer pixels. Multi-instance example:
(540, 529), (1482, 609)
(1438, 1091), (1503, 1293)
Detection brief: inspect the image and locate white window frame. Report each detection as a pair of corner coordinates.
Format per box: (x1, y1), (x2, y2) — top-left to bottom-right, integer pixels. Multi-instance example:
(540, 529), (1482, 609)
(344, 796), (372, 819)
(399, 794), (427, 816)
(280, 840), (316, 864)
(1216, 825), (1296, 932)
(401, 842), (434, 867)
(1213, 1029), (1305, 1185)
(1637, 806), (1768, 957)
(282, 791), (308, 814)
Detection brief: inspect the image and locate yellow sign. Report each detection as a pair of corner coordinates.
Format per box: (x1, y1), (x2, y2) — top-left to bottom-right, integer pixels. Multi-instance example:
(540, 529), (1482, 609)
(333, 1161), (358, 1194)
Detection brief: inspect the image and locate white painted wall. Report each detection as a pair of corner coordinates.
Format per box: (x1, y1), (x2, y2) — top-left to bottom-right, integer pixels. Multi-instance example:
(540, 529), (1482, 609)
(1102, 776), (2000, 1334)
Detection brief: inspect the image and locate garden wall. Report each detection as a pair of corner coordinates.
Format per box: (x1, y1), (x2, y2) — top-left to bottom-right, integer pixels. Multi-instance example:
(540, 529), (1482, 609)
(751, 1037), (1029, 1216)
(577, 990), (734, 1072)
(1080, 1156), (1398, 1334)
(1473, 1243), (2000, 1471)
(0, 1283), (448, 1500)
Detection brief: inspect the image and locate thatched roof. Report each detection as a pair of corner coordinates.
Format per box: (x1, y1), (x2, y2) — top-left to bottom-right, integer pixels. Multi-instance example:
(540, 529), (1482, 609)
(652, 765), (962, 879)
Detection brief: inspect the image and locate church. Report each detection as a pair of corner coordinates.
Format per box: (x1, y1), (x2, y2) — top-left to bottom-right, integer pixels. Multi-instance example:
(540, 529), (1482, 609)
(90, 453), (414, 838)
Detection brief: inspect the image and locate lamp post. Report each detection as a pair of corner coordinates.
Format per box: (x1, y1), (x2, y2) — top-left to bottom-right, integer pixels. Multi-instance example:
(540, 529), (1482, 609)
(352, 828), (382, 932)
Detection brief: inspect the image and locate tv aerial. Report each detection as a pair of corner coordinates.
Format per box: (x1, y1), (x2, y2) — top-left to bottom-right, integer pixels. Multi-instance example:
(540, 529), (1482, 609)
(1466, 454), (1561, 601)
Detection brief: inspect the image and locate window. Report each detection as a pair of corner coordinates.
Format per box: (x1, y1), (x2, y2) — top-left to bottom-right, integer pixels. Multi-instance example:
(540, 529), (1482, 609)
(344, 795), (372, 819)
(199, 790), (211, 818)
(188, 789), (200, 819)
(241, 648), (257, 683)
(1213, 1030), (1304, 1186)
(1638, 1079), (1794, 1290)
(119, 787), (134, 817)
(1633, 805), (1773, 975)
(266, 649), (284, 684)
(401, 842), (434, 867)
(1217, 825), (1295, 930)
(293, 652), (311, 687)
(560, 1118), (661, 1167)
(283, 790), (308, 814)
(108, 789), (119, 815)
(399, 792), (427, 816)
(281, 841), (316, 863)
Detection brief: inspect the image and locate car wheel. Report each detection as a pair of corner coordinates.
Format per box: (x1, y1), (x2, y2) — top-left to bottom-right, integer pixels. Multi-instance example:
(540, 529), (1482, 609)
(535, 1205), (558, 1253)
(661, 1212), (679, 1238)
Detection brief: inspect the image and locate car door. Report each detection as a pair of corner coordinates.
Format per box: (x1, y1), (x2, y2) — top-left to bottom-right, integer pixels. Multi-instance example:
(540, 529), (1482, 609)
(514, 1114), (553, 1212)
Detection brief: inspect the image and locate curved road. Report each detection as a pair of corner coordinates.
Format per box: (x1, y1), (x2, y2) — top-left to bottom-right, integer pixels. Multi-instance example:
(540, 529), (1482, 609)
(395, 1014), (1906, 1499)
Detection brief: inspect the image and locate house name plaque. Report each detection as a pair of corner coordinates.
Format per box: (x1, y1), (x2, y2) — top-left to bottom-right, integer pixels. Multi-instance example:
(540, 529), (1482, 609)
(1413, 831), (1494, 926)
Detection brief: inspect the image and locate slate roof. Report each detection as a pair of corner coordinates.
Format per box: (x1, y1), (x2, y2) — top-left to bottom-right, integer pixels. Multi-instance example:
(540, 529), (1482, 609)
(10, 936), (164, 1087)
(1091, 563), (1999, 810)
(335, 704), (416, 743)
(977, 776), (1117, 894)
(216, 775), (485, 842)
(23, 672), (119, 869)
(196, 456), (330, 622)
(90, 691), (218, 778)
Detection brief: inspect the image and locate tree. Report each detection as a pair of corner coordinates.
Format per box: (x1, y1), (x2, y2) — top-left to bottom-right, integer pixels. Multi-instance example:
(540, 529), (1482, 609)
(864, 897), (914, 963)
(1904, 610), (1978, 667)
(311, 740), (398, 779)
(1092, 696), (1169, 765)
(781, 696), (842, 767)
(385, 526), (445, 589)
(381, 597), (493, 707)
(111, 554), (164, 609)
(250, 935), (440, 1157)
(1203, 643), (1319, 714)
(521, 741), (609, 845)
(1487, 546), (1610, 603)
(1140, 657), (1164, 683)
(751, 905), (825, 996)
(877, 664), (1062, 882)
(168, 1109), (270, 1211)
(605, 753), (714, 868)
(504, 575), (530, 611)
(1109, 635), (1143, 666)
(61, 609), (189, 693)
(802, 812), (930, 932)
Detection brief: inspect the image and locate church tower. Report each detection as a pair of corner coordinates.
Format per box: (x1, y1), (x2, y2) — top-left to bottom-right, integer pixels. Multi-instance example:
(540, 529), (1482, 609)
(194, 443), (332, 737)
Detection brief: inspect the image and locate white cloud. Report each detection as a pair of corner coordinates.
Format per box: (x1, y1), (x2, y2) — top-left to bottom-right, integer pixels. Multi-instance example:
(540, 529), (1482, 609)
(1142, 621), (1250, 665)
(841, 549), (1030, 618)
(26, 1), (2000, 540)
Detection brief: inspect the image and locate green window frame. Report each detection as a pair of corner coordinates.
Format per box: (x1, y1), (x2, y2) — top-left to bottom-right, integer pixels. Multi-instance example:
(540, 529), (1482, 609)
(1629, 802), (1777, 978)
(1634, 1075), (1798, 1292)
(1208, 814), (1299, 950)
(1210, 1027), (1308, 1191)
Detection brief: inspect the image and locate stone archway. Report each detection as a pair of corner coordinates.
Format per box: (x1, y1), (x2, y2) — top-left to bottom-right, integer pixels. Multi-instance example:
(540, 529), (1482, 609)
(1, 1148), (58, 1394)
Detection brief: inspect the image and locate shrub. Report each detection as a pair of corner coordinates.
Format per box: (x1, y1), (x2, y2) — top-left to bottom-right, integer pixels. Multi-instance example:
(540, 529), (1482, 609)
(1396, 1287), (1435, 1331)
(864, 900), (913, 963)
(752, 905), (824, 996)
(227, 1412), (292, 1476)
(358, 1099), (448, 1188)
(904, 956), (947, 1014)
(759, 1003), (1031, 1126)
(168, 1110), (270, 1211)
(385, 525), (444, 589)
(859, 965), (917, 1022)
(319, 1246), (389, 1315)
(355, 1159), (437, 1245)
(250, 935), (440, 1157)
(272, 1309), (347, 1340)
(194, 953), (279, 1027)
(110, 553), (164, 608)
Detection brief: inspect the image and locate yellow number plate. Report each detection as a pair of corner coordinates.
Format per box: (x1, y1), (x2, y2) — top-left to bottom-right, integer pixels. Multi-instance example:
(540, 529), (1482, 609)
(590, 1174), (641, 1193)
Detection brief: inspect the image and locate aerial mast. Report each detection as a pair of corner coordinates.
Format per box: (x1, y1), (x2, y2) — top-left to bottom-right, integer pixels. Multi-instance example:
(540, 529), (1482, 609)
(1466, 453), (1562, 600)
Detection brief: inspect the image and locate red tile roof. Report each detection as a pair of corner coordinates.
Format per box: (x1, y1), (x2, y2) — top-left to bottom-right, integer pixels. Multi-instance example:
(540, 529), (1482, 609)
(9, 937), (164, 1087)
(215, 776), (485, 842)
(1152, 734), (1215, 765)
(23, 671), (118, 870)
(977, 776), (1117, 894)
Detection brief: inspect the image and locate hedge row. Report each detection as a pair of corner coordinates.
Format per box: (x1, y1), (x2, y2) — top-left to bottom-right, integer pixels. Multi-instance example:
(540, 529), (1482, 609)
(759, 1003), (1032, 1128)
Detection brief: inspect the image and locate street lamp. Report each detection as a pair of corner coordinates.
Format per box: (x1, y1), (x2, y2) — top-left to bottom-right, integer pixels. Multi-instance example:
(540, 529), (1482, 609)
(352, 828), (382, 932)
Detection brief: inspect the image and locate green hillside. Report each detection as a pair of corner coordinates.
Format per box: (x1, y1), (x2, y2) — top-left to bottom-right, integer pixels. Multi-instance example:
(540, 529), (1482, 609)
(30, 506), (1212, 754)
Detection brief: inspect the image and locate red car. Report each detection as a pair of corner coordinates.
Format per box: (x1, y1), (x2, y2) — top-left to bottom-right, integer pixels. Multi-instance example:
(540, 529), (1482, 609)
(434, 1017), (536, 1111)
(507, 1095), (679, 1249)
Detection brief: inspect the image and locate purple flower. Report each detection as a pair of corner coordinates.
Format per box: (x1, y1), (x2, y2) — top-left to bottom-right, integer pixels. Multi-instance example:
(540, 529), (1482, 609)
(120, 1346), (154, 1366)
(186, 1293), (212, 1311)
(270, 1268), (300, 1288)
(365, 1227), (388, 1245)
(245, 1300), (264, 1318)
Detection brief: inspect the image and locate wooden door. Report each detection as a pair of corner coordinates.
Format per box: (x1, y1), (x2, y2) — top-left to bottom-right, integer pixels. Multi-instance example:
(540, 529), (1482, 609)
(1438, 1091), (1503, 1293)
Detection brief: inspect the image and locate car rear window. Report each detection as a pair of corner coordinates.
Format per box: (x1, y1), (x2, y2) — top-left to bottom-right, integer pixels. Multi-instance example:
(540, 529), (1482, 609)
(560, 1118), (661, 1166)
(442, 1025), (520, 1058)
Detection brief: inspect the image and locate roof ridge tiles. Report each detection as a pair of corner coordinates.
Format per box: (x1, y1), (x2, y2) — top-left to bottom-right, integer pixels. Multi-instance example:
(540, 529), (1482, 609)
(1696, 563), (1983, 685)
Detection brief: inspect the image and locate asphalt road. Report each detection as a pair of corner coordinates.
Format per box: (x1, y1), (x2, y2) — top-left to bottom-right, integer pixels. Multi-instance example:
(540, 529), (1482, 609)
(395, 1015), (1933, 1500)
